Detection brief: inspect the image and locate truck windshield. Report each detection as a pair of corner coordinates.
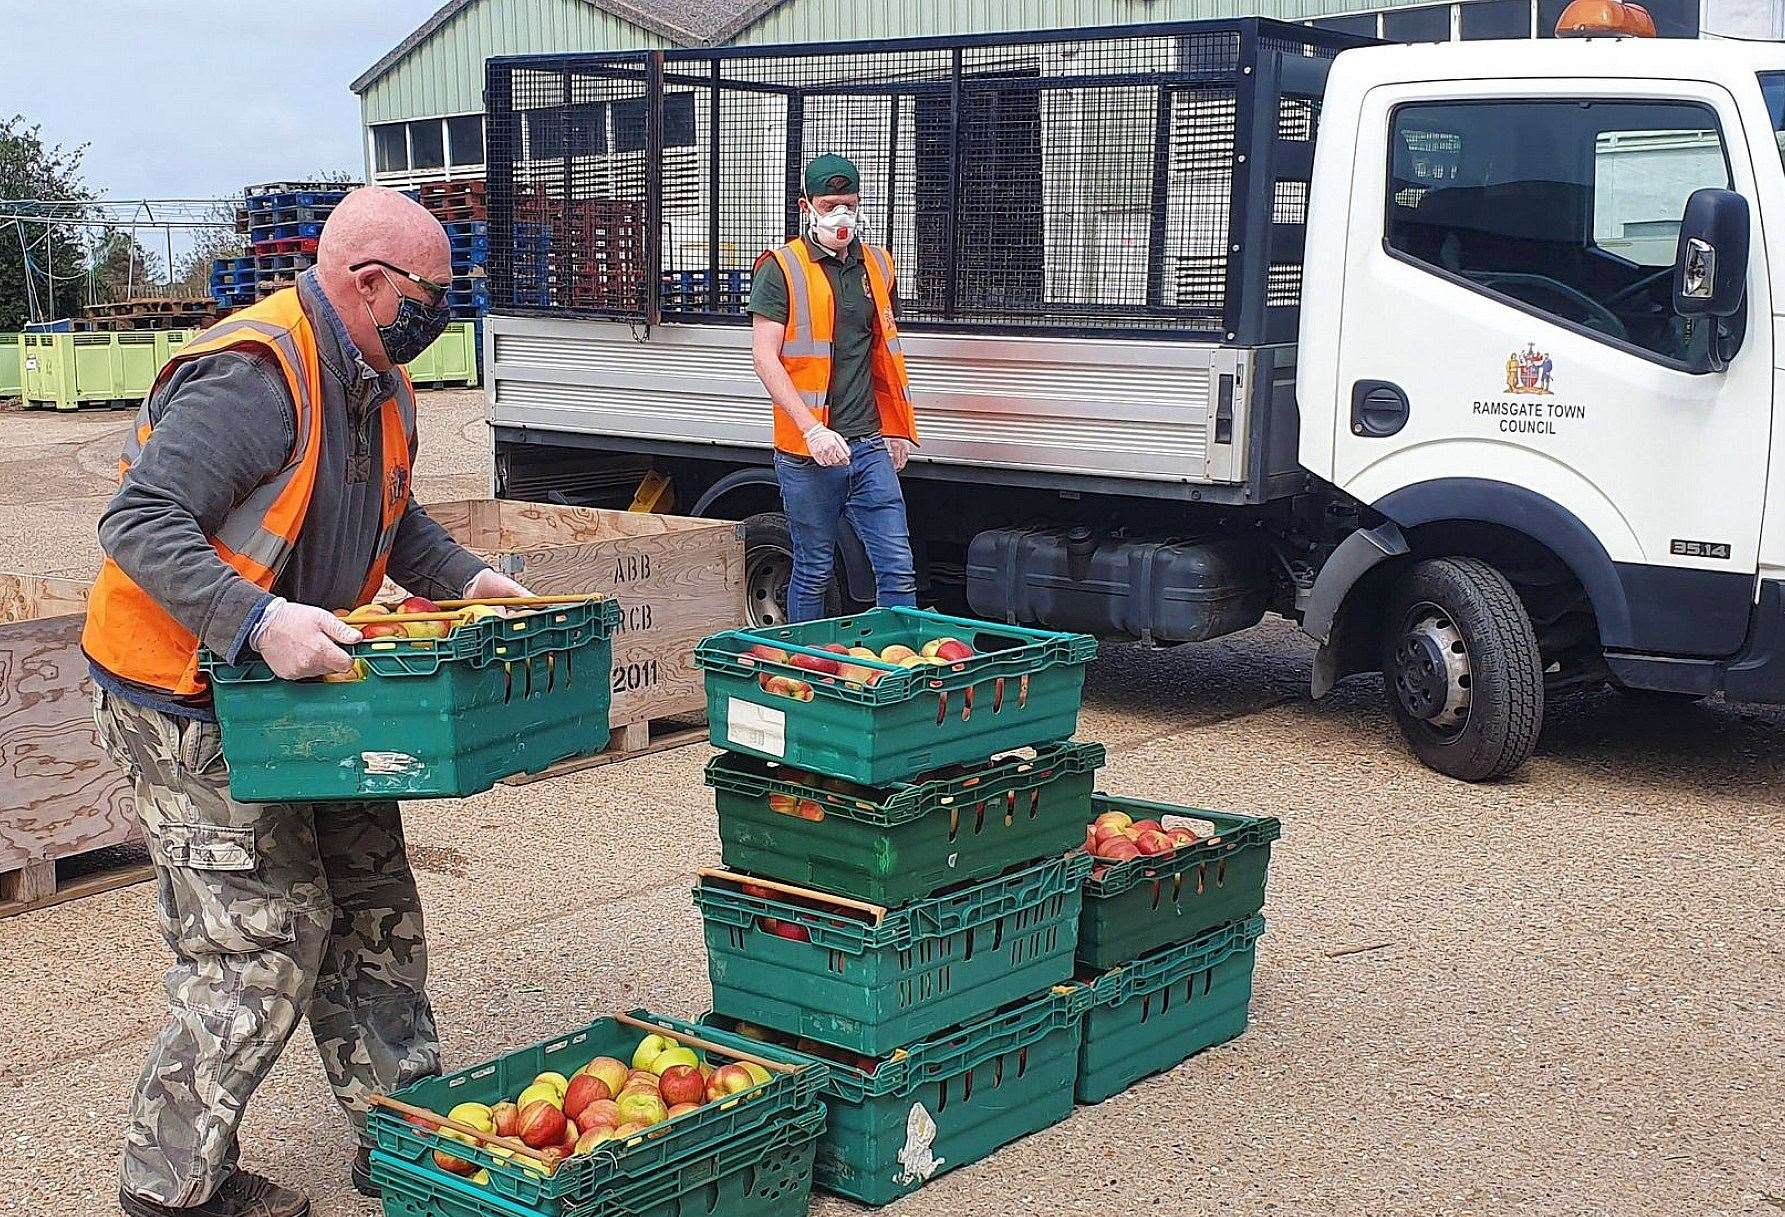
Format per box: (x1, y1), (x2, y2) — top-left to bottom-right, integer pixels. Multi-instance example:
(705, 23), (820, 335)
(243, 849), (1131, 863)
(1761, 73), (1785, 169)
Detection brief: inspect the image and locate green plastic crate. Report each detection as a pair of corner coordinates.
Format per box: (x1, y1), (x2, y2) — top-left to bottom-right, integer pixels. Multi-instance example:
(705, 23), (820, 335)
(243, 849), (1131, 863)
(200, 599), (618, 802)
(367, 1010), (829, 1215)
(19, 329), (194, 409)
(696, 852), (1091, 1056)
(0, 334), (20, 396)
(1079, 794), (1279, 970)
(370, 1104), (825, 1217)
(706, 987), (1082, 1207)
(696, 607), (1096, 786)
(706, 740), (1104, 905)
(407, 321), (480, 387)
(1075, 916), (1264, 1104)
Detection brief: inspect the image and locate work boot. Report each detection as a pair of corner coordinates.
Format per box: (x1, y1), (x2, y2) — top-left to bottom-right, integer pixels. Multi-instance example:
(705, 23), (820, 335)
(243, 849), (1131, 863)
(350, 1145), (382, 1199)
(120, 1171), (310, 1217)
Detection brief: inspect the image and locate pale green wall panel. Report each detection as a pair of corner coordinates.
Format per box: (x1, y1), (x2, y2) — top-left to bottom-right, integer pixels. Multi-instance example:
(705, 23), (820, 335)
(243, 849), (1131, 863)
(360, 0), (671, 125)
(731, 0), (1431, 43)
(360, 0), (1443, 126)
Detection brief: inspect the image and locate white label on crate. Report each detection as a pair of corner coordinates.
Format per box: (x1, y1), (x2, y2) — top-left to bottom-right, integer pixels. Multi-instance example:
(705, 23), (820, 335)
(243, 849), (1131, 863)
(893, 1102), (944, 1185)
(362, 751), (423, 776)
(727, 698), (786, 756)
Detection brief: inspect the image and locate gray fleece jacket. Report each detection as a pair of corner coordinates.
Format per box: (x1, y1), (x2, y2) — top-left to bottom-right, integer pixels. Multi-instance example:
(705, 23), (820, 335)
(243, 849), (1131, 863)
(89, 270), (488, 716)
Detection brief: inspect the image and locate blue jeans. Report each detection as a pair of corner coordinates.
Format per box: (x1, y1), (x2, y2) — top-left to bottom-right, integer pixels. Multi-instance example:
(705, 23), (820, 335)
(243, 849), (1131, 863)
(774, 438), (918, 622)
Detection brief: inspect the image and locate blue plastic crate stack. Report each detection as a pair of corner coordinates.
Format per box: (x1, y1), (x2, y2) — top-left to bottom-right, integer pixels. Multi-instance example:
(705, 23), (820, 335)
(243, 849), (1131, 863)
(416, 177), (490, 375)
(246, 182), (352, 301)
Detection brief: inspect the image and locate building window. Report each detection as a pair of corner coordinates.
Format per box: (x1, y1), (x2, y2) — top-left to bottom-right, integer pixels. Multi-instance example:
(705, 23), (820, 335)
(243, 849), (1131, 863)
(1461, 0), (1531, 38)
(447, 114), (484, 167)
(373, 123), (408, 174)
(1383, 5), (1452, 42)
(410, 120), (446, 170)
(1386, 98), (1729, 361)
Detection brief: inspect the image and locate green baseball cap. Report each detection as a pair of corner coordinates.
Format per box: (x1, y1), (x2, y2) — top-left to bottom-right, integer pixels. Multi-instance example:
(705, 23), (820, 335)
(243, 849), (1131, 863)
(803, 154), (860, 198)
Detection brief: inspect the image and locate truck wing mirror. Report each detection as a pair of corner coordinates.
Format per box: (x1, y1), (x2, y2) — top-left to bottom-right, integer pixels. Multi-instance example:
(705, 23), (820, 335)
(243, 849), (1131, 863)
(1673, 188), (1748, 319)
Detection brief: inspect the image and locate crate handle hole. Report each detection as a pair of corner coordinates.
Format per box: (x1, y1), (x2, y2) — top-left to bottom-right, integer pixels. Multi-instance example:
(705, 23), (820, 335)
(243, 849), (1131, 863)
(1171, 872), (1185, 903)
(1216, 857), (1229, 887)
(947, 808), (960, 842)
(1140, 994), (1153, 1024)
(974, 803), (986, 835)
(1159, 984), (1173, 1013)
(1196, 864), (1207, 896)
(1203, 968), (1214, 996)
(934, 691), (948, 726)
(990, 920), (1004, 951)
(961, 685), (974, 720)
(1017, 674), (1030, 708)
(502, 662), (514, 704)
(1149, 880), (1164, 912)
(962, 1071), (974, 1102)
(1016, 1047), (1029, 1078)
(992, 677), (1006, 714)
(545, 651), (556, 692)
(992, 1056), (1005, 1087)
(962, 927), (975, 962)
(936, 1077), (948, 1112)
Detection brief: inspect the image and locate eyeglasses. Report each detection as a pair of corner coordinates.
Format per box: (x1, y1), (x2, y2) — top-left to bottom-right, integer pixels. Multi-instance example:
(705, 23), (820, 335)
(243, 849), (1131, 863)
(350, 259), (449, 305)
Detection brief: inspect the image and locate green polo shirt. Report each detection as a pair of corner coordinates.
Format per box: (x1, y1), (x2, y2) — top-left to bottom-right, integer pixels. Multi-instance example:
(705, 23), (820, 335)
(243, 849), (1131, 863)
(748, 235), (879, 440)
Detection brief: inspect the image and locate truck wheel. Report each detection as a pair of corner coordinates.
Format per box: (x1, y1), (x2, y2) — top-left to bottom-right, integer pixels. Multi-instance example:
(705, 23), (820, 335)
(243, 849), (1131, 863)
(741, 512), (844, 628)
(1380, 557), (1543, 781)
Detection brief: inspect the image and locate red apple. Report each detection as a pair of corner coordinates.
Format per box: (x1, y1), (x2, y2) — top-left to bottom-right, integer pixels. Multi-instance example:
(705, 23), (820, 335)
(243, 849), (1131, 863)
(577, 1057), (630, 1099)
(359, 621), (405, 640)
(1092, 836), (1141, 863)
(1133, 829), (1175, 857)
(433, 1149), (478, 1176)
(1167, 828), (1201, 849)
(562, 1073), (611, 1122)
(1129, 818), (1165, 835)
(1092, 811), (1133, 836)
(666, 1102), (701, 1119)
(490, 1101), (519, 1139)
(740, 882), (775, 900)
(517, 1099), (567, 1148)
(746, 643), (789, 664)
(790, 651), (841, 675)
(399, 595), (441, 614)
(657, 1065), (705, 1107)
(794, 800), (825, 822)
(705, 1064), (755, 1102)
(935, 639), (974, 661)
(819, 643), (851, 655)
(769, 919), (811, 942)
(557, 1117), (580, 1154)
(579, 1099), (619, 1130)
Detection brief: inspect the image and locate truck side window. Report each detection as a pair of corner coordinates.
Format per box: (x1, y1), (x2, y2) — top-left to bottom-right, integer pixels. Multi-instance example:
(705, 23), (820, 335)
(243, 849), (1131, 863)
(1385, 100), (1730, 363)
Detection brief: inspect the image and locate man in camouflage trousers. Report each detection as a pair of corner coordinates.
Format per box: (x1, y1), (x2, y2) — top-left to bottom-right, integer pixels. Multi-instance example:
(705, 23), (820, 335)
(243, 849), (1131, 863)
(84, 187), (529, 1217)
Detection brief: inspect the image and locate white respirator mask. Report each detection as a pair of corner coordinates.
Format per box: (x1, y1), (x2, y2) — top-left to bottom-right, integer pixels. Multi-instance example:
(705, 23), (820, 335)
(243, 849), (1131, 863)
(807, 204), (859, 248)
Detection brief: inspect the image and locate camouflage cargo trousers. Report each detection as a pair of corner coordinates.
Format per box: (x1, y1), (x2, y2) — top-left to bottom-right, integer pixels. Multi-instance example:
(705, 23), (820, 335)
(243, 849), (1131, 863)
(94, 688), (440, 1207)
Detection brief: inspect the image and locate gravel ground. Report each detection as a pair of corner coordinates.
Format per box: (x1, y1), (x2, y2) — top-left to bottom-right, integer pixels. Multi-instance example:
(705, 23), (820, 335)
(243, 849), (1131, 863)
(1, 391), (1780, 1216)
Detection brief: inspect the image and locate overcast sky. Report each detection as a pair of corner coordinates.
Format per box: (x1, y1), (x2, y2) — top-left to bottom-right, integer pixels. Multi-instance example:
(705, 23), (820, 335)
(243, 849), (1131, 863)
(3, 1), (439, 202)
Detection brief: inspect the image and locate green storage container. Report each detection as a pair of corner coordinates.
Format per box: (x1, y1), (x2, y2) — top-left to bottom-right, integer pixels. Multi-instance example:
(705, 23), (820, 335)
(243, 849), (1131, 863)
(0, 334), (20, 396)
(1079, 794), (1278, 970)
(696, 608), (1096, 786)
(19, 329), (194, 409)
(706, 740), (1104, 905)
(1075, 916), (1264, 1104)
(696, 852), (1090, 1056)
(367, 1010), (828, 1215)
(370, 1104), (825, 1217)
(201, 599), (618, 802)
(407, 320), (480, 387)
(704, 988), (1082, 1207)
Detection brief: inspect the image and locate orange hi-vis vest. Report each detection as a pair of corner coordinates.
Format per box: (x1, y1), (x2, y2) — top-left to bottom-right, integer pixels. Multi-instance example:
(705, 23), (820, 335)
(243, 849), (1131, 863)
(83, 287), (416, 697)
(758, 239), (918, 457)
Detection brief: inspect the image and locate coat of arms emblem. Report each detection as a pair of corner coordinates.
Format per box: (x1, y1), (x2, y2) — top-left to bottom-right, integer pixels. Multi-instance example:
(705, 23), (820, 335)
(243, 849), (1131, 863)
(1504, 344), (1554, 395)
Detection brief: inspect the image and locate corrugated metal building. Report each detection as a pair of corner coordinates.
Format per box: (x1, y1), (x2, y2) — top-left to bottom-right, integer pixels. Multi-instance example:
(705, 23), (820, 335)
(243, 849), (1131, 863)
(353, 0), (1761, 188)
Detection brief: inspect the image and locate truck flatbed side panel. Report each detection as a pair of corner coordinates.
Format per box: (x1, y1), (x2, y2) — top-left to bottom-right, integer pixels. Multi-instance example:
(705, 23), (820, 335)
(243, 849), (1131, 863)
(487, 314), (1256, 486)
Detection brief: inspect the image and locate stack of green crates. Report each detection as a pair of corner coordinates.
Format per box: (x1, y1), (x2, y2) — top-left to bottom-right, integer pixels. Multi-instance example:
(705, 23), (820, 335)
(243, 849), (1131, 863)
(1072, 794), (1280, 1104)
(693, 607), (1100, 1206)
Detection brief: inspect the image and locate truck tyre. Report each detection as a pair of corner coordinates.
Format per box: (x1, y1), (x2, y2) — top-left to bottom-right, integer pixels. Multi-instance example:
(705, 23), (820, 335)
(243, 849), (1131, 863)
(741, 512), (844, 628)
(1379, 557), (1543, 781)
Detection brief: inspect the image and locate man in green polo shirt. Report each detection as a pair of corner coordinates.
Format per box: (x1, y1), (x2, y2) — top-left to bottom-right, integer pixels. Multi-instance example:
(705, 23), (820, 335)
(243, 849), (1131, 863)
(748, 153), (920, 621)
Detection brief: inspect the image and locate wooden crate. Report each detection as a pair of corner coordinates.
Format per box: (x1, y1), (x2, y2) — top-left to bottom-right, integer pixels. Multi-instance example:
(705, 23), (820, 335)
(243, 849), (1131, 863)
(0, 575), (143, 917)
(423, 500), (745, 752)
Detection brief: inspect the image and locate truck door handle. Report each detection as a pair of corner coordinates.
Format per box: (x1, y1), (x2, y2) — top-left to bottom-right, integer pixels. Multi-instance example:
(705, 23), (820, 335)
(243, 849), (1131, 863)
(1351, 380), (1409, 438)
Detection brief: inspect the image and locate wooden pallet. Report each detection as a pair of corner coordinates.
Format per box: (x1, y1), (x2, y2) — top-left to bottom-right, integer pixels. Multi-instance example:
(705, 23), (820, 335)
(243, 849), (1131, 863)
(502, 714), (707, 787)
(0, 842), (151, 920)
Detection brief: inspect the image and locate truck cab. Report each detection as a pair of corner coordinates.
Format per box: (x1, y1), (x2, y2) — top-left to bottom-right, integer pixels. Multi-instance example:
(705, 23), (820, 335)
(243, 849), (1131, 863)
(1295, 33), (1785, 776)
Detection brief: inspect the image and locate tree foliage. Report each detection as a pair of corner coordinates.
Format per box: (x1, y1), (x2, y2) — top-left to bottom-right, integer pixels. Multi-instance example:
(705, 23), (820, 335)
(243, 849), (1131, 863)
(0, 115), (91, 329)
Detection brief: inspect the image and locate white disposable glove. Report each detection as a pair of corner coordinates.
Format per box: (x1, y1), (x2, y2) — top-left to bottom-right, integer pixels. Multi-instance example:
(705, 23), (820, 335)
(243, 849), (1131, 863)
(886, 437), (912, 472)
(802, 424), (851, 468)
(250, 598), (362, 680)
(463, 569), (532, 599)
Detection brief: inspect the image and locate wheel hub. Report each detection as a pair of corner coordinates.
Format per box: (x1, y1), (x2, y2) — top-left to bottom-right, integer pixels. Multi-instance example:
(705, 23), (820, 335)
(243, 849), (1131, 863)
(745, 547), (792, 629)
(1392, 608), (1472, 731)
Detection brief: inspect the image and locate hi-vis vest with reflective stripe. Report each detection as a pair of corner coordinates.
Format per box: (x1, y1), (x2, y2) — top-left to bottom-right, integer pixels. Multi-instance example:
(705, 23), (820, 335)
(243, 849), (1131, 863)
(82, 287), (417, 697)
(759, 239), (918, 457)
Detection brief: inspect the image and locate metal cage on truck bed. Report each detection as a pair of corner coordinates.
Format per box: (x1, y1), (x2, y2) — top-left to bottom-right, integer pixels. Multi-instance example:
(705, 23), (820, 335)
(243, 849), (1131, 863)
(483, 18), (1363, 346)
